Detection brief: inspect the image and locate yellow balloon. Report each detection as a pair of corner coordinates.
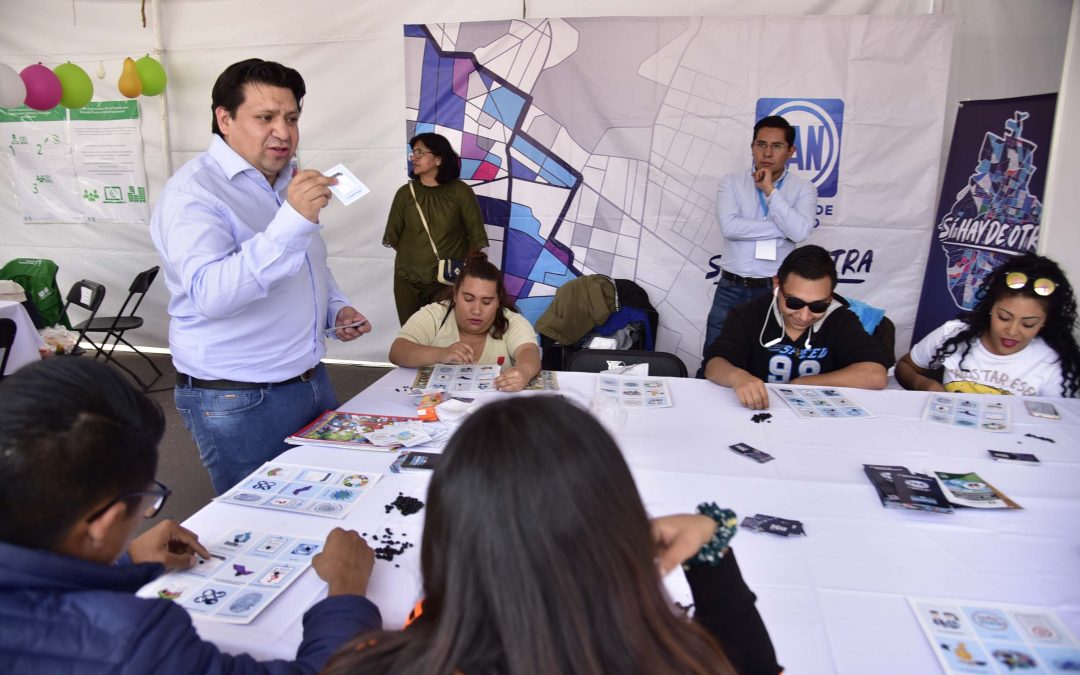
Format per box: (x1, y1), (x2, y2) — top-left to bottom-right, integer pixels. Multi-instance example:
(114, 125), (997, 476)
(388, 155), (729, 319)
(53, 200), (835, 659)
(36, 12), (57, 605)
(135, 55), (167, 96)
(118, 57), (142, 98)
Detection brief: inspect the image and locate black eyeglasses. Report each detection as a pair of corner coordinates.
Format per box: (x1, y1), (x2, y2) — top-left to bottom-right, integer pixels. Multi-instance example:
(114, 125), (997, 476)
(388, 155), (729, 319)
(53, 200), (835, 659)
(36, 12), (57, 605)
(87, 480), (172, 522)
(782, 294), (831, 314)
(1005, 271), (1056, 297)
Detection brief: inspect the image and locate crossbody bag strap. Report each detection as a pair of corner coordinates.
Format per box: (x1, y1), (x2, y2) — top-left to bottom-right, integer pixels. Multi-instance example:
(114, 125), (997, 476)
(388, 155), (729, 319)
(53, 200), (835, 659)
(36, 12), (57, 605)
(408, 181), (442, 259)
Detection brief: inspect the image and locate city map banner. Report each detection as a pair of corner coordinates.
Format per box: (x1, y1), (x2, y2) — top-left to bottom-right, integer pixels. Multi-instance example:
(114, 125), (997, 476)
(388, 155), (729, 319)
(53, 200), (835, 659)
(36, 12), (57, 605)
(911, 94), (1057, 347)
(403, 16), (953, 366)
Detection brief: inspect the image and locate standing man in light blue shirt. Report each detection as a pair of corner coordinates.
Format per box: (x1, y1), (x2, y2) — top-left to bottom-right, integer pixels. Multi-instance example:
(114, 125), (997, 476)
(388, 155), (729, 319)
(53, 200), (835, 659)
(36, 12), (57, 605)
(150, 59), (372, 494)
(701, 115), (818, 373)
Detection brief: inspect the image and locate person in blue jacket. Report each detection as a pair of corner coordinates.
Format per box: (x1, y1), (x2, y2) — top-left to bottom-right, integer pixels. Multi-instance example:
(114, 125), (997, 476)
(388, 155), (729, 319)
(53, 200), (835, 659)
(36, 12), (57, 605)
(0, 357), (382, 674)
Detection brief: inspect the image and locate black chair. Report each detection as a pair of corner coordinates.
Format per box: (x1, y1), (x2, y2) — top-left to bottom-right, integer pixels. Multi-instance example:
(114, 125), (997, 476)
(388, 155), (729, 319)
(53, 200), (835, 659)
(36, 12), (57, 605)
(78, 267), (163, 391)
(0, 317), (16, 380)
(59, 280), (106, 356)
(566, 349), (688, 378)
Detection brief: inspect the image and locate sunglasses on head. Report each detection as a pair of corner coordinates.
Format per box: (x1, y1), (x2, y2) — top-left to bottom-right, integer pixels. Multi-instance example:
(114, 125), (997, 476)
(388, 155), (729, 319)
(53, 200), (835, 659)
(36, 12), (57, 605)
(1004, 271), (1056, 297)
(782, 294), (831, 314)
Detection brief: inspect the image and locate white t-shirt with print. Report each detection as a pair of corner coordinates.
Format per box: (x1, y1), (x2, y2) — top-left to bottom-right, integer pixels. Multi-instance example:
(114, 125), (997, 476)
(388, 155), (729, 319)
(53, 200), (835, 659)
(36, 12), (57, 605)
(909, 319), (1064, 396)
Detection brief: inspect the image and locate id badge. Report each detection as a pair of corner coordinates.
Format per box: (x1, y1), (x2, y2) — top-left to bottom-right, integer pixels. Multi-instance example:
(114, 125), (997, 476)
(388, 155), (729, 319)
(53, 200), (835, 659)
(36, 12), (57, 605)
(754, 239), (777, 261)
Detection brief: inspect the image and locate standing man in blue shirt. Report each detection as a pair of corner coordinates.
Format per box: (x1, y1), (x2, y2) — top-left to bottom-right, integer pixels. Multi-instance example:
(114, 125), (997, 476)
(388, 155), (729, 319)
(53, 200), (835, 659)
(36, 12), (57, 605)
(150, 59), (372, 494)
(702, 115), (818, 371)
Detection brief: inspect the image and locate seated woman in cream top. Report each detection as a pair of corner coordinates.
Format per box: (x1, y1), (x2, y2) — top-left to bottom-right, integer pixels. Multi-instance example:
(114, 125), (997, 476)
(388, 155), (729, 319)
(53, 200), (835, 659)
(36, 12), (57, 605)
(389, 260), (541, 392)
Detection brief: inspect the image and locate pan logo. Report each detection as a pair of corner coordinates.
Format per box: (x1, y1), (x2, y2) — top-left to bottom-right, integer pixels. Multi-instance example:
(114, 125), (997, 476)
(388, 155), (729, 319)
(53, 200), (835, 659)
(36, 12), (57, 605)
(756, 98), (844, 198)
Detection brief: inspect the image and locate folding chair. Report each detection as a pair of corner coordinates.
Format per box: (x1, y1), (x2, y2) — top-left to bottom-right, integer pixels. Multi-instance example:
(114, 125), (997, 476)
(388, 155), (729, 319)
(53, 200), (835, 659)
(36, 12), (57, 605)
(78, 266), (163, 391)
(0, 317), (16, 380)
(566, 349), (688, 378)
(59, 280), (106, 357)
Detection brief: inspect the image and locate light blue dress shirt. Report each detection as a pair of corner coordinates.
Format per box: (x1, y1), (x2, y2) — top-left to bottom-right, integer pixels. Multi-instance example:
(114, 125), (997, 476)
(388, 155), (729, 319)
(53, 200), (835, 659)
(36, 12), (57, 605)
(715, 169), (818, 279)
(150, 136), (349, 382)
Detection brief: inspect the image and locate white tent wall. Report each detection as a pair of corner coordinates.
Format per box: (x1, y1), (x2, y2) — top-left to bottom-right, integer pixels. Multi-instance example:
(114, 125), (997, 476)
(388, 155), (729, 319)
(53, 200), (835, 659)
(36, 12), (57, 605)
(1041, 0), (1080, 343)
(0, 0), (1072, 365)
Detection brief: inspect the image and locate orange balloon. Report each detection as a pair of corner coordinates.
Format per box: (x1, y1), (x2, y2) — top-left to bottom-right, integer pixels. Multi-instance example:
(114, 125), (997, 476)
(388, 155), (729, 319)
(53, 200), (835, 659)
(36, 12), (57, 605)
(118, 57), (142, 98)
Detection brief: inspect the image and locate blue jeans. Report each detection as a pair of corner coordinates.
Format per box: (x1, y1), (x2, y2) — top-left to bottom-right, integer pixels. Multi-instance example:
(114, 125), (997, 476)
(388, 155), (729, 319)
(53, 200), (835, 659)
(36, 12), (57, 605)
(175, 363), (339, 494)
(699, 278), (773, 377)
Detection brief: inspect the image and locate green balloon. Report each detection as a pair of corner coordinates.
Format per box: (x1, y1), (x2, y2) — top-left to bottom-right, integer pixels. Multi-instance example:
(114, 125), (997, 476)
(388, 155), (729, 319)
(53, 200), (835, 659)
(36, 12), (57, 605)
(54, 62), (93, 109)
(135, 55), (167, 96)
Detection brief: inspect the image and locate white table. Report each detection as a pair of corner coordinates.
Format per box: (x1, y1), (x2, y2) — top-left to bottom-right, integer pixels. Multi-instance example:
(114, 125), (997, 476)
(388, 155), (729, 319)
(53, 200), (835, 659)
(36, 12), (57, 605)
(0, 300), (43, 376)
(183, 369), (1080, 673)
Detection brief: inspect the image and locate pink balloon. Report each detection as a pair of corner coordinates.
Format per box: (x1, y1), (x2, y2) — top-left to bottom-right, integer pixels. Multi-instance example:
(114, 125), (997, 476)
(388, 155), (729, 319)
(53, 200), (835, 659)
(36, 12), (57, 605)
(20, 63), (62, 110)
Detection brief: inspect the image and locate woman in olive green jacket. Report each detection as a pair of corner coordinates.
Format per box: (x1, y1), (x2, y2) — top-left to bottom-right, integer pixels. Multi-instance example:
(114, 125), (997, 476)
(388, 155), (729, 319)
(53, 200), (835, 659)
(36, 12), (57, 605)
(383, 133), (488, 324)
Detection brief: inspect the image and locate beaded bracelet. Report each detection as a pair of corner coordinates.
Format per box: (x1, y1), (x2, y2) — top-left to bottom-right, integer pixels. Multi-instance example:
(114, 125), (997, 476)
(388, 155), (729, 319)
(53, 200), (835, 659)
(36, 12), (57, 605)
(685, 502), (738, 568)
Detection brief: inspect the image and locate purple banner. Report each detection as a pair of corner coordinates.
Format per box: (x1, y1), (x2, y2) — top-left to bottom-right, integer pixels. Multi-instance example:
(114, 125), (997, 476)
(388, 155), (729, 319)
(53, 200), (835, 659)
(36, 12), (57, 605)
(911, 94), (1057, 347)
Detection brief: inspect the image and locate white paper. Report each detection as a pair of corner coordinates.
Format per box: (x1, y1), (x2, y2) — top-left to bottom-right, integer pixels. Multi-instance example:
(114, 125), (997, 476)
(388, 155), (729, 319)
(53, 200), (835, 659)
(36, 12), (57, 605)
(214, 462), (381, 519)
(921, 394), (1012, 432)
(596, 374), (672, 408)
(773, 385), (874, 419)
(324, 163), (370, 205)
(754, 238), (778, 261)
(137, 527), (322, 625)
(908, 596), (1080, 674)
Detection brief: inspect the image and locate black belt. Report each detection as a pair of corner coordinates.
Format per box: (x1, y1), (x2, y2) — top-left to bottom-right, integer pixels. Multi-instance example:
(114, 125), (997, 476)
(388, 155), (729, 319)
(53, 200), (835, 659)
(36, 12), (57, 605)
(721, 270), (773, 288)
(176, 367), (317, 390)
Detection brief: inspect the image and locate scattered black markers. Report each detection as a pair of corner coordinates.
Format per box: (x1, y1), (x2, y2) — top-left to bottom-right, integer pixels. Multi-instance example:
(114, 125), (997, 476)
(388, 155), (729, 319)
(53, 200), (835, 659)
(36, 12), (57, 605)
(751, 412), (773, 424)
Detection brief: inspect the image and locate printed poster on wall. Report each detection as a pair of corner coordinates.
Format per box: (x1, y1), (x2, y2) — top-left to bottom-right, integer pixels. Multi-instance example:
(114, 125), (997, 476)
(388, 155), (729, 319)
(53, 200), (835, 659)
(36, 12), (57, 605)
(402, 16), (952, 368)
(0, 100), (149, 223)
(911, 93), (1056, 347)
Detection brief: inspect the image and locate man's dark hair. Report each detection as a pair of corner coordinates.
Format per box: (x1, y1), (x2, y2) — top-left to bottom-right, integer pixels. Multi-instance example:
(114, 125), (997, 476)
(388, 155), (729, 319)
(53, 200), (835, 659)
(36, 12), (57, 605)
(211, 58), (306, 137)
(0, 358), (163, 549)
(778, 244), (837, 288)
(753, 115), (796, 147)
(407, 132), (462, 184)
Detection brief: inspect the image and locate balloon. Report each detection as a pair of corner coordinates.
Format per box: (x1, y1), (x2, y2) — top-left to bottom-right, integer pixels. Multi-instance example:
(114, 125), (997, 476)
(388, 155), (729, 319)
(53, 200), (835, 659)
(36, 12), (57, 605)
(135, 55), (166, 96)
(0, 63), (26, 108)
(118, 57), (142, 98)
(20, 63), (62, 110)
(96, 61), (105, 79)
(54, 62), (93, 109)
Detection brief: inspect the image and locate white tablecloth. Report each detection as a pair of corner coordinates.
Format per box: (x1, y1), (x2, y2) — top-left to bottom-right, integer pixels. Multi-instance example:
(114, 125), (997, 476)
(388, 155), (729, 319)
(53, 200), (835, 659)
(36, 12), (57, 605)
(0, 300), (43, 376)
(183, 369), (1080, 673)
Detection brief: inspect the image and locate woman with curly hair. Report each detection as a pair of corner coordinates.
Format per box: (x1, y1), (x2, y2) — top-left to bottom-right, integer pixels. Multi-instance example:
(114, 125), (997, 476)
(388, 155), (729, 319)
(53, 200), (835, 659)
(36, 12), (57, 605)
(896, 253), (1080, 397)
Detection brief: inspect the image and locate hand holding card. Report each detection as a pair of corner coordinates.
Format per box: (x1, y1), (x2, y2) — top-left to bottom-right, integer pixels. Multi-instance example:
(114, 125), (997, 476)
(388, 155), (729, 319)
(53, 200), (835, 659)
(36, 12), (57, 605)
(324, 319), (369, 337)
(323, 164), (370, 206)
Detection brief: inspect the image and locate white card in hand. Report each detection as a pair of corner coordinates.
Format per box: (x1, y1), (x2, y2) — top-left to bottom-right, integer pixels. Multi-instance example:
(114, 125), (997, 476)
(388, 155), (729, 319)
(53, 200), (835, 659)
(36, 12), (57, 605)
(324, 164), (370, 205)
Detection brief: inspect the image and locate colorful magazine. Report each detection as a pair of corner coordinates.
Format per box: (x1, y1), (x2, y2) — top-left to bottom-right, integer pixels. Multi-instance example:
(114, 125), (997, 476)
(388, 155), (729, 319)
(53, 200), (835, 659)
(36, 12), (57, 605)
(286, 411), (422, 451)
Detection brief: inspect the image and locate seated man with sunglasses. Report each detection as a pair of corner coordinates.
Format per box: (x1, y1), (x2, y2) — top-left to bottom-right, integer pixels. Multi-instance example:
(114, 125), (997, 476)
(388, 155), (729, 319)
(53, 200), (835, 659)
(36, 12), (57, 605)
(0, 358), (381, 674)
(704, 245), (891, 409)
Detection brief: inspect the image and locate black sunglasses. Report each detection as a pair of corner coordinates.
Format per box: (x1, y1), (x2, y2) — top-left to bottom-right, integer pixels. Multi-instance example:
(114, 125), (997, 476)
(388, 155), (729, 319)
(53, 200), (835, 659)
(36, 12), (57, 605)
(87, 480), (172, 522)
(782, 294), (831, 314)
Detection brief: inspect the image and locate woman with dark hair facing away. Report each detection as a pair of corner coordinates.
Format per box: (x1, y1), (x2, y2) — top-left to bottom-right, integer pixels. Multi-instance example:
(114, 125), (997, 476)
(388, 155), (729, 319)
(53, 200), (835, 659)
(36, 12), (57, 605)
(388, 259), (541, 392)
(384, 132), (489, 324)
(324, 396), (781, 675)
(897, 253), (1080, 396)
